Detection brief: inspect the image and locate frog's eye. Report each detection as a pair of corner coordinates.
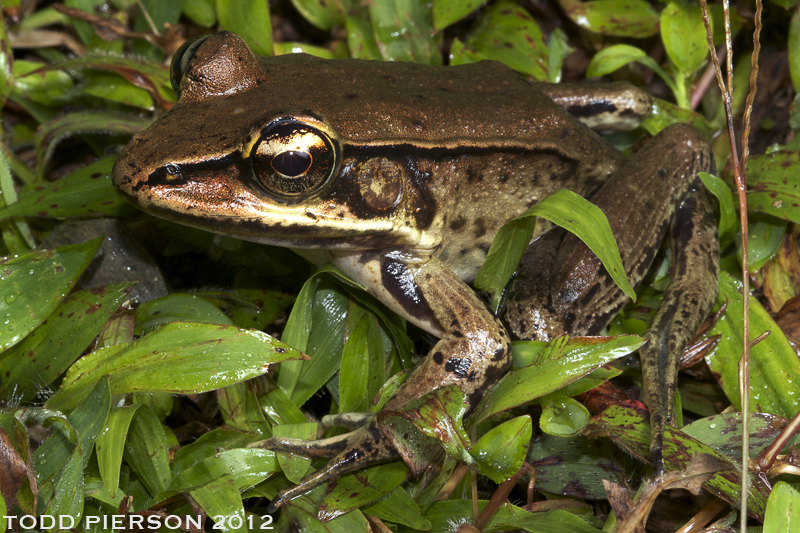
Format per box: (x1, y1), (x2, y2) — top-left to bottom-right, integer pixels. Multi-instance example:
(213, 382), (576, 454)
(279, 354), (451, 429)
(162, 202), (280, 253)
(251, 121), (337, 196)
(170, 34), (212, 97)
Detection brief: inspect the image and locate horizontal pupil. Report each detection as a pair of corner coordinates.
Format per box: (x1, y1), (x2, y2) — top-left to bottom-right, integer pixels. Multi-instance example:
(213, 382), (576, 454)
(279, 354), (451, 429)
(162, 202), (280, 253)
(272, 150), (312, 177)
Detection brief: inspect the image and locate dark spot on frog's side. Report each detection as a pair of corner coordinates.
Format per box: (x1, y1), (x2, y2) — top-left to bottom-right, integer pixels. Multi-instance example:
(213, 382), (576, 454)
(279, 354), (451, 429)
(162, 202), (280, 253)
(345, 93), (359, 100)
(566, 101), (617, 117)
(474, 218), (487, 238)
(305, 211), (317, 220)
(445, 357), (472, 378)
(449, 217), (466, 231)
(433, 351), (444, 364)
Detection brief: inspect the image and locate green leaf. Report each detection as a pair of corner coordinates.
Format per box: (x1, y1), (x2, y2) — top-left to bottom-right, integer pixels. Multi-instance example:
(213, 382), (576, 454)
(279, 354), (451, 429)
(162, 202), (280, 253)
(189, 474), (246, 533)
(12, 60), (73, 105)
(641, 97), (714, 137)
(661, 2), (711, 75)
(0, 158), (130, 220)
(95, 405), (140, 499)
(790, 8), (800, 92)
(475, 189), (635, 311)
(433, 0), (484, 31)
(472, 335), (644, 423)
(47, 322), (306, 411)
(699, 172), (736, 245)
(472, 415), (531, 483)
(738, 216), (786, 271)
(272, 423), (316, 484)
(585, 404), (769, 520)
(540, 397), (590, 437)
(217, 0), (272, 56)
(424, 501), (603, 532)
(740, 151), (800, 223)
(0, 238), (101, 351)
(182, 0), (216, 27)
(368, 0), (438, 64)
(80, 71), (153, 110)
(764, 482), (800, 532)
(707, 271), (800, 419)
(361, 485), (430, 530)
(0, 282), (133, 400)
(683, 412), (800, 459)
(288, 0), (344, 31)
(135, 293), (233, 333)
(319, 462), (409, 520)
(566, 0), (659, 38)
(35, 112), (151, 178)
(339, 314), (371, 413)
(124, 405), (171, 497)
(460, 1), (547, 79)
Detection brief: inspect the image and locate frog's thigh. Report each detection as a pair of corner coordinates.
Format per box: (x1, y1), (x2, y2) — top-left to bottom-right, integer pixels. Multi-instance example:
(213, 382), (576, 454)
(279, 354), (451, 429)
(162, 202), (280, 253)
(504, 122), (717, 341)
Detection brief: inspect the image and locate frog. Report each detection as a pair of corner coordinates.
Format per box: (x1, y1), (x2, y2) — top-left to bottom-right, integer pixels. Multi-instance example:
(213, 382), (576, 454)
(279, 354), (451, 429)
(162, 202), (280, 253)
(112, 31), (719, 510)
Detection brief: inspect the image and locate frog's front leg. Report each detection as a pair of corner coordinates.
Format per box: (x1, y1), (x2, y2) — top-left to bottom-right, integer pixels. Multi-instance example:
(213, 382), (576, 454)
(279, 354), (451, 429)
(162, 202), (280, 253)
(264, 249), (511, 510)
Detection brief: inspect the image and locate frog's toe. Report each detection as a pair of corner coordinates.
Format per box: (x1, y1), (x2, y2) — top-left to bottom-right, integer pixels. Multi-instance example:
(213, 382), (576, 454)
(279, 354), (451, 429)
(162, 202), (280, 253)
(261, 419), (399, 511)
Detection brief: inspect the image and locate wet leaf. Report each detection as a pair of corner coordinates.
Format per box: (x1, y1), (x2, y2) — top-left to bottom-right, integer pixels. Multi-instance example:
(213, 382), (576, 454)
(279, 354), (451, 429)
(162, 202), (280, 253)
(708, 271), (800, 419)
(540, 397), (590, 437)
(288, 0), (344, 31)
(683, 412), (800, 459)
(0, 158), (130, 220)
(566, 0), (659, 38)
(369, 0), (438, 64)
(189, 474), (246, 533)
(95, 405), (140, 499)
(217, 0), (272, 56)
(0, 238), (101, 351)
(124, 405), (170, 496)
(272, 423), (315, 484)
(699, 172), (737, 245)
(46, 322), (306, 411)
(457, 1), (547, 79)
(432, 0), (483, 30)
(661, 2), (710, 75)
(584, 404), (769, 520)
(361, 484), (430, 530)
(764, 482), (800, 532)
(0, 282), (133, 401)
(475, 189), (635, 311)
(319, 462), (408, 521)
(472, 335), (644, 423)
(741, 151), (800, 224)
(472, 415), (531, 483)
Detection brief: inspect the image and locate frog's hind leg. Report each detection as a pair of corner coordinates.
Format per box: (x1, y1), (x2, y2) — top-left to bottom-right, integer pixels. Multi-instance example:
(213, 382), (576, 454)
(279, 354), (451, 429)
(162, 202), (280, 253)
(503, 122), (719, 473)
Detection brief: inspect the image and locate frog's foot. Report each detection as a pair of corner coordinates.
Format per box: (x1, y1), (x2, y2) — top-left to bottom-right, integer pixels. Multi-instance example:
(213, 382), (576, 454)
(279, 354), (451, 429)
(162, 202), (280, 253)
(253, 419), (398, 511)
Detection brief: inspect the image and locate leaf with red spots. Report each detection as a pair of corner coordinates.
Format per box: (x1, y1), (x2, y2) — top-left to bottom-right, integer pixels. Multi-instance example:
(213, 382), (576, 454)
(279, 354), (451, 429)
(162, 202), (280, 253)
(0, 158), (131, 221)
(0, 281), (134, 401)
(0, 238), (101, 351)
(738, 151), (800, 224)
(566, 0), (659, 38)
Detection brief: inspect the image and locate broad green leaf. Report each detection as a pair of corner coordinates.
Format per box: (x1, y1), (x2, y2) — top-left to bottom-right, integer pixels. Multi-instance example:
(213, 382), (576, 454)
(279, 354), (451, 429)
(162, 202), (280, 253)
(47, 322), (307, 411)
(189, 474), (246, 533)
(661, 2), (710, 75)
(707, 272), (800, 419)
(80, 71), (153, 110)
(528, 434), (625, 500)
(460, 1), (547, 79)
(124, 405), (171, 496)
(343, 2), (382, 60)
(683, 412), (800, 459)
(0, 9), (11, 109)
(641, 97), (714, 137)
(764, 482), (800, 532)
(791, 8), (800, 91)
(274, 42), (336, 59)
(272, 423), (316, 484)
(0, 238), (101, 351)
(217, 0), (272, 56)
(472, 415), (531, 483)
(34, 112), (150, 178)
(540, 397), (590, 437)
(475, 189), (635, 311)
(0, 158), (129, 220)
(424, 501), (603, 532)
(216, 448), (278, 490)
(135, 293), (233, 333)
(0, 282), (133, 400)
(41, 55), (174, 107)
(738, 216), (786, 271)
(289, 0), (344, 31)
(319, 462), (409, 521)
(368, 0), (438, 64)
(339, 314), (370, 413)
(182, 0), (216, 26)
(433, 0), (484, 31)
(566, 0), (659, 38)
(588, 44), (675, 98)
(584, 404), (769, 521)
(12, 60), (73, 105)
(361, 485), (430, 530)
(95, 405), (140, 498)
(740, 151), (800, 223)
(472, 335), (644, 423)
(217, 382), (271, 435)
(699, 172), (736, 245)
